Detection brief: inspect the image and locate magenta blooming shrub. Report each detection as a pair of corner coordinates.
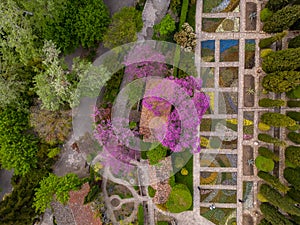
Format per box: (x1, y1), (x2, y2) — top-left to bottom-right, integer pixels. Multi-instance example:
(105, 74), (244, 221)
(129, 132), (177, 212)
(123, 45), (168, 81)
(142, 76), (210, 153)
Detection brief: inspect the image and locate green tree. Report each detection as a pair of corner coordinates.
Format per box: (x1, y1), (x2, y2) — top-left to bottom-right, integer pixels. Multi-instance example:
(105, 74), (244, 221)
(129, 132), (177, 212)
(18, 0), (110, 53)
(262, 71), (300, 93)
(258, 133), (286, 147)
(33, 173), (82, 213)
(255, 156), (275, 172)
(260, 203), (294, 225)
(262, 48), (300, 73)
(287, 132), (300, 144)
(259, 31), (287, 49)
(284, 167), (300, 190)
(261, 112), (296, 127)
(285, 146), (300, 167)
(260, 184), (300, 216)
(258, 171), (289, 193)
(103, 7), (143, 49)
(153, 14), (176, 40)
(286, 85), (300, 99)
(263, 5), (300, 33)
(258, 147), (279, 161)
(0, 108), (38, 176)
(288, 187), (300, 202)
(74, 0), (110, 48)
(258, 98), (285, 107)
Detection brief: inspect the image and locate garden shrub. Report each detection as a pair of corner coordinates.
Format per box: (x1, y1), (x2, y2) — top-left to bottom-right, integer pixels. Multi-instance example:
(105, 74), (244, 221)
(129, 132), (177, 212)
(260, 203), (294, 225)
(166, 184), (192, 213)
(285, 146), (300, 167)
(258, 133), (286, 147)
(288, 35), (300, 48)
(261, 112), (296, 127)
(287, 124), (300, 131)
(287, 100), (300, 108)
(258, 98), (285, 107)
(286, 86), (300, 99)
(259, 31), (287, 49)
(262, 5), (300, 33)
(258, 171), (289, 193)
(258, 147), (279, 161)
(138, 204), (144, 225)
(265, 0), (291, 12)
(258, 123), (271, 131)
(262, 47), (300, 73)
(181, 168), (188, 176)
(153, 14), (176, 40)
(284, 167), (300, 191)
(287, 111), (300, 121)
(103, 7), (143, 49)
(0, 108), (39, 176)
(260, 8), (274, 22)
(288, 132), (300, 144)
(260, 184), (300, 216)
(255, 156), (274, 172)
(170, 0), (181, 14)
(288, 187), (300, 202)
(260, 49), (273, 58)
(146, 144), (167, 165)
(148, 186), (156, 198)
(262, 71), (300, 93)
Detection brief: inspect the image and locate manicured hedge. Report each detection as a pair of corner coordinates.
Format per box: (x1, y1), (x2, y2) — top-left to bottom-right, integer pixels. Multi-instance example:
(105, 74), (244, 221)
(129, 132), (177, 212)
(258, 133), (286, 147)
(262, 5), (300, 33)
(261, 112), (296, 127)
(262, 71), (300, 93)
(258, 171), (289, 193)
(260, 203), (294, 225)
(286, 111), (300, 121)
(255, 156), (274, 172)
(260, 8), (273, 22)
(260, 184), (300, 216)
(179, 0), (189, 27)
(258, 147), (279, 161)
(258, 98), (285, 107)
(287, 132), (300, 144)
(259, 31), (287, 49)
(287, 100), (300, 108)
(148, 186), (156, 197)
(265, 0), (291, 12)
(288, 187), (300, 202)
(284, 167), (300, 191)
(166, 184), (192, 213)
(285, 146), (300, 167)
(286, 86), (300, 99)
(262, 48), (300, 73)
(288, 35), (300, 48)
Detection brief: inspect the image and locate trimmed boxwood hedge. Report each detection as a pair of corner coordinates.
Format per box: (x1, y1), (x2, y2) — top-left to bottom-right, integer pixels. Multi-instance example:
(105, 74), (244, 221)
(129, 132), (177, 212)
(258, 98), (285, 107)
(287, 101), (300, 108)
(285, 146), (300, 167)
(258, 133), (286, 147)
(166, 184), (192, 213)
(255, 156), (275, 172)
(261, 112), (296, 127)
(259, 31), (287, 49)
(258, 171), (289, 193)
(258, 147), (279, 161)
(288, 132), (300, 144)
(288, 35), (300, 48)
(287, 111), (300, 121)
